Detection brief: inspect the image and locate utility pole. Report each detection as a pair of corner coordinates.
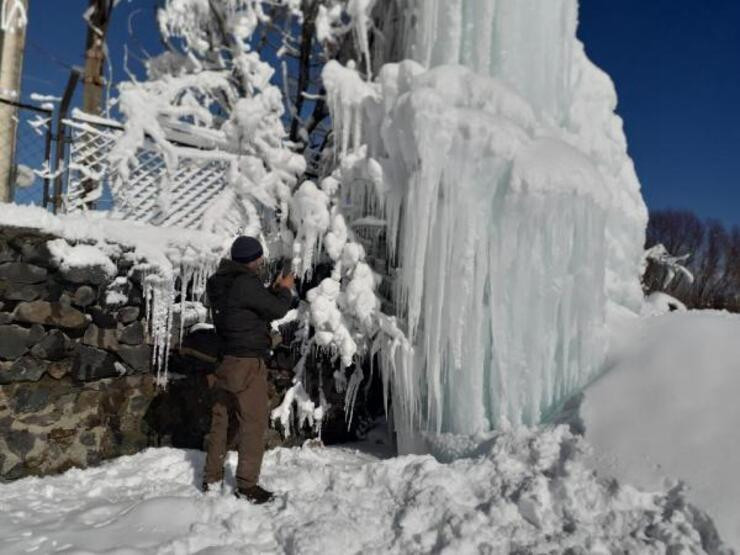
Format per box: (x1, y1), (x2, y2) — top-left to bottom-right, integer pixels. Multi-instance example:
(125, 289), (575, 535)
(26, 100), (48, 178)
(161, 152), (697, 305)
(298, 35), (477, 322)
(80, 0), (112, 207)
(0, 0), (29, 202)
(82, 0), (112, 116)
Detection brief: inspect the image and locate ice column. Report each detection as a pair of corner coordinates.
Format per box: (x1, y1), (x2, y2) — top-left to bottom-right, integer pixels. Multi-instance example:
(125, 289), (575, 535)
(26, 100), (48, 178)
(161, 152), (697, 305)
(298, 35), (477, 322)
(358, 0), (647, 440)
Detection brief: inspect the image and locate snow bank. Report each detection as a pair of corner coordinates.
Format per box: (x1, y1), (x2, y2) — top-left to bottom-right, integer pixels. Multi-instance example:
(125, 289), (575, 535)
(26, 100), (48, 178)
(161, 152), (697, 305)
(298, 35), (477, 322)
(0, 426), (728, 553)
(0, 203), (226, 381)
(582, 310), (740, 548)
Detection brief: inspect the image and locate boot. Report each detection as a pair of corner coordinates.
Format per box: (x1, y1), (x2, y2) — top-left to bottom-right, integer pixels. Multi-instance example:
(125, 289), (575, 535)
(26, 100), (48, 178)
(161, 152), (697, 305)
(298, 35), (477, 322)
(201, 480), (220, 493)
(235, 484), (274, 504)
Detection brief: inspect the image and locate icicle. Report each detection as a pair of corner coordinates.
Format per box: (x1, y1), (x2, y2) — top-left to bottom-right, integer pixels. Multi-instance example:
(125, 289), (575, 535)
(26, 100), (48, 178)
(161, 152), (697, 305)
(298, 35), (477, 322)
(344, 366), (364, 429)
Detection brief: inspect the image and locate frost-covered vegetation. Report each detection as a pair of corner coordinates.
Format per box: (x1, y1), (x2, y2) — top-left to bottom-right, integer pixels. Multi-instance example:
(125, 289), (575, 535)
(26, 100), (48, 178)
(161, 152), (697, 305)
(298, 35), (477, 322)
(643, 210), (739, 312)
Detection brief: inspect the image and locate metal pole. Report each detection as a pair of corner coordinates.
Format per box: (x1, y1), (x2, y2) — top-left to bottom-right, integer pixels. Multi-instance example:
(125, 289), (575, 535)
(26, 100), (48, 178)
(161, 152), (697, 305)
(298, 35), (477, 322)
(42, 116), (52, 207)
(52, 68), (80, 214)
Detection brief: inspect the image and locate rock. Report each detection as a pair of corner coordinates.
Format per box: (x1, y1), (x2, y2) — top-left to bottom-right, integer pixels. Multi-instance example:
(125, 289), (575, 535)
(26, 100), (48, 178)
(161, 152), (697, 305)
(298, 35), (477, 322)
(19, 240), (57, 268)
(118, 321), (144, 345)
(116, 306), (140, 324)
(0, 324), (31, 359)
(0, 312), (13, 324)
(5, 429), (35, 457)
(73, 285), (97, 307)
(28, 324), (45, 344)
(83, 324), (119, 351)
(44, 281), (64, 302)
(0, 279), (46, 301)
(13, 301), (88, 329)
(47, 360), (71, 379)
(72, 344), (120, 381)
(0, 262), (47, 284)
(31, 329), (68, 360)
(0, 239), (16, 263)
(117, 344), (152, 374)
(88, 306), (118, 328)
(0, 357), (47, 384)
(13, 384), (50, 412)
(59, 257), (114, 285)
(80, 431), (97, 447)
(58, 292), (73, 307)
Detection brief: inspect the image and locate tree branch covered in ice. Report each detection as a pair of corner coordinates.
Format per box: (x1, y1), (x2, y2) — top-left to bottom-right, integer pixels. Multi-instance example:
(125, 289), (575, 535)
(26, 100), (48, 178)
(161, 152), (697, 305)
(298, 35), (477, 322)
(105, 0), (407, 432)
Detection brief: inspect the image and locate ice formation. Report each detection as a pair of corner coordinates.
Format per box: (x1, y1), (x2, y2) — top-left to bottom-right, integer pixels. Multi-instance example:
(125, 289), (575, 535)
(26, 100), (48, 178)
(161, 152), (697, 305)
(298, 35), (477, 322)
(324, 0), (648, 440)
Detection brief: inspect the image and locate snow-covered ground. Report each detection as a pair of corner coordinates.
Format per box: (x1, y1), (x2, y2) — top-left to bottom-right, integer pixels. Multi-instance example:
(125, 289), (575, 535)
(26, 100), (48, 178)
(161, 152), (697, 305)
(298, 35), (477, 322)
(0, 424), (727, 554)
(583, 309), (740, 549)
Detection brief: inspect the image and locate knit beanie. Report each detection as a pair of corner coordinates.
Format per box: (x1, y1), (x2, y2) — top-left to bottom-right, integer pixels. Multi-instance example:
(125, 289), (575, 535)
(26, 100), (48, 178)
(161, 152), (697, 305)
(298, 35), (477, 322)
(230, 236), (263, 263)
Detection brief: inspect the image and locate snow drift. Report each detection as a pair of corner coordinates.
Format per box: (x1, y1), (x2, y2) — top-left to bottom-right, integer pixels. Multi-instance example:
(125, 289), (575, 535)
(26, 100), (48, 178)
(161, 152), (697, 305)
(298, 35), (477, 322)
(582, 310), (740, 549)
(0, 426), (728, 554)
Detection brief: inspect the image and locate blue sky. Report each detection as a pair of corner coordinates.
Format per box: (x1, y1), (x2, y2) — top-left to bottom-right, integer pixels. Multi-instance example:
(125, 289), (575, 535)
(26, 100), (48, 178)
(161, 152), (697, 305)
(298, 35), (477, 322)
(19, 0), (740, 226)
(578, 0), (739, 226)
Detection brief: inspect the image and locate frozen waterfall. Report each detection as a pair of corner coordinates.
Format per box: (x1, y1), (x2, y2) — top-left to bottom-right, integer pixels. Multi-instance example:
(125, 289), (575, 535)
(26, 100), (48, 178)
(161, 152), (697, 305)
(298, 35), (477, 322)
(353, 0), (648, 443)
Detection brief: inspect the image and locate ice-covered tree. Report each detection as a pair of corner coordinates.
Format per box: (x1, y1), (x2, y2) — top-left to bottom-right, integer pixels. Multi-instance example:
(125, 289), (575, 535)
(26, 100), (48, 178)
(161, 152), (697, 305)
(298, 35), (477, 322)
(109, 0), (410, 434)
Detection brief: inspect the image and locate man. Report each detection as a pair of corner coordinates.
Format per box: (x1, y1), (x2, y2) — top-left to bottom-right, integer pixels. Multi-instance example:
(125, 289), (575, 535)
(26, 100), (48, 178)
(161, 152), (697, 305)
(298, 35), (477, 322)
(202, 235), (294, 503)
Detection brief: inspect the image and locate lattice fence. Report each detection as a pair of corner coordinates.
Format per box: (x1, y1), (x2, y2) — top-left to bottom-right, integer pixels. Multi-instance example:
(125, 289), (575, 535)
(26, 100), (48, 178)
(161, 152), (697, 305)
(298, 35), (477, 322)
(64, 114), (231, 229)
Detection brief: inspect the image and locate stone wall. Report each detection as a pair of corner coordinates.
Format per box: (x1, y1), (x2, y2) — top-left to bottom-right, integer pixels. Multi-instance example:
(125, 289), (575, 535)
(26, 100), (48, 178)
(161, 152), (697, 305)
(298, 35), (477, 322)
(0, 224), (162, 479)
(0, 223), (380, 481)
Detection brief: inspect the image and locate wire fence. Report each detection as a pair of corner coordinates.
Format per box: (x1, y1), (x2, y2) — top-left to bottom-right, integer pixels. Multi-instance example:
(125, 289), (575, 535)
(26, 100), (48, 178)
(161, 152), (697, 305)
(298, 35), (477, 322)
(0, 97), (53, 207)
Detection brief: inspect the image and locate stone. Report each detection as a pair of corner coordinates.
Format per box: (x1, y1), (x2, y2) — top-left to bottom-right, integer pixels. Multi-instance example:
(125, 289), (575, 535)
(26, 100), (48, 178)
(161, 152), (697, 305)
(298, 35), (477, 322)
(72, 344), (120, 381)
(0, 324), (31, 359)
(30, 329), (68, 360)
(118, 321), (144, 345)
(13, 301), (88, 329)
(88, 306), (118, 328)
(80, 431), (97, 447)
(0, 279), (46, 301)
(0, 312), (12, 324)
(117, 344), (152, 374)
(59, 259), (114, 285)
(28, 324), (45, 344)
(83, 324), (119, 351)
(117, 306), (140, 324)
(47, 360), (71, 379)
(0, 357), (47, 384)
(73, 285), (97, 307)
(44, 281), (64, 302)
(0, 240), (17, 263)
(5, 429), (35, 458)
(0, 262), (47, 284)
(19, 240), (57, 268)
(59, 292), (73, 307)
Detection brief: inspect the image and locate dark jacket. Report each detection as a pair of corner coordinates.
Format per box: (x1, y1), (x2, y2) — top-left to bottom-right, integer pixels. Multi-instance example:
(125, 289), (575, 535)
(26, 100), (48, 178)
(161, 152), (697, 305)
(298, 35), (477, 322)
(206, 259), (292, 358)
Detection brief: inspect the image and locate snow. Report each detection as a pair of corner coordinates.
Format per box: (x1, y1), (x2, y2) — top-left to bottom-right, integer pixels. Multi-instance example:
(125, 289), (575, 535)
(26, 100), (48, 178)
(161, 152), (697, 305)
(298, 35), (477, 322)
(641, 291), (687, 317)
(581, 310), (740, 549)
(46, 238), (117, 282)
(29, 92), (61, 103)
(0, 425), (727, 554)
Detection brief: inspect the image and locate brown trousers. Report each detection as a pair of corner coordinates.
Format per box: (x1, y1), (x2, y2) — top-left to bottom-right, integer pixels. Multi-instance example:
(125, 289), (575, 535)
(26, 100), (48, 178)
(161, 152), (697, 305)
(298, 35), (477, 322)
(203, 356), (268, 489)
